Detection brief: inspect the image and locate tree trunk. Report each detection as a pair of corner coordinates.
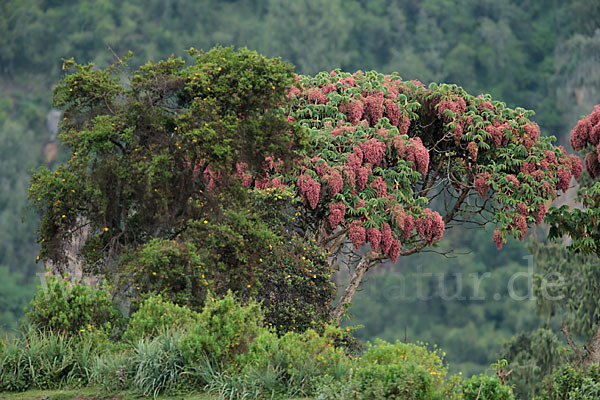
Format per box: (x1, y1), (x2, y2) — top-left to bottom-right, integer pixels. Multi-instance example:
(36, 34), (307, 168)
(331, 252), (372, 324)
(583, 324), (600, 369)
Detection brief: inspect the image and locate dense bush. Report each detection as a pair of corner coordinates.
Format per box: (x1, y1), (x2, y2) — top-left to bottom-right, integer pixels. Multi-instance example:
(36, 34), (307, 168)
(179, 291), (264, 366)
(123, 294), (199, 342)
(536, 365), (600, 400)
(317, 340), (461, 400)
(237, 326), (351, 397)
(25, 275), (123, 337)
(461, 374), (514, 400)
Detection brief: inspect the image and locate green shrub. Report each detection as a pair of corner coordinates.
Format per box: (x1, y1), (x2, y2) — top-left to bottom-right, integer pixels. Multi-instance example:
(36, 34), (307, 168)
(536, 365), (600, 400)
(237, 325), (351, 397)
(462, 374), (515, 400)
(318, 340), (452, 400)
(123, 294), (199, 342)
(26, 275), (123, 337)
(179, 290), (264, 366)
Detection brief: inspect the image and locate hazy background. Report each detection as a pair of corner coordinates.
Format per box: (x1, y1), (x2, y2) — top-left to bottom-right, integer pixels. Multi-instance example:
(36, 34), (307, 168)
(1, 0), (599, 377)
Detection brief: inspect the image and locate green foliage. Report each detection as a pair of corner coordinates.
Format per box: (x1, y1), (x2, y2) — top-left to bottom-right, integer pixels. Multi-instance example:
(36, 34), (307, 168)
(236, 326), (351, 397)
(318, 339), (456, 400)
(536, 365), (600, 400)
(25, 275), (123, 337)
(123, 294), (199, 343)
(0, 266), (37, 333)
(501, 328), (568, 399)
(0, 329), (97, 391)
(29, 46), (301, 271)
(132, 332), (186, 398)
(179, 291), (264, 366)
(90, 350), (135, 393)
(461, 374), (514, 400)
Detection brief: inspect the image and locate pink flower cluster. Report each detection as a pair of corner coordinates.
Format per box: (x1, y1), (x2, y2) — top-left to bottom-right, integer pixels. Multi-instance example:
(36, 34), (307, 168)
(478, 101), (494, 112)
(340, 100), (364, 124)
(485, 122), (510, 147)
(437, 96), (466, 122)
(556, 167), (572, 192)
(357, 166), (371, 190)
(405, 137), (429, 176)
(570, 105), (600, 151)
(236, 163), (254, 187)
(331, 125), (356, 137)
(475, 172), (491, 198)
(346, 147), (363, 171)
(325, 168), (343, 195)
(512, 214), (527, 240)
(493, 230), (502, 250)
(385, 99), (401, 126)
(308, 88), (328, 104)
(364, 92), (385, 124)
(535, 203), (546, 225)
(311, 156), (328, 177)
(349, 220), (366, 250)
(585, 152), (600, 179)
(328, 202), (346, 228)
(297, 174), (321, 209)
(505, 174), (519, 189)
(359, 139), (386, 167)
(367, 227), (381, 251)
(467, 141), (478, 160)
(203, 166), (221, 191)
(371, 176), (386, 197)
(522, 122), (540, 150)
(415, 209), (445, 244)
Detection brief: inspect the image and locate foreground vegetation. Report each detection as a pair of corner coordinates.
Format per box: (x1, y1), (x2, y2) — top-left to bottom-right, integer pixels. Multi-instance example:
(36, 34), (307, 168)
(5, 278), (600, 399)
(1, 278), (509, 399)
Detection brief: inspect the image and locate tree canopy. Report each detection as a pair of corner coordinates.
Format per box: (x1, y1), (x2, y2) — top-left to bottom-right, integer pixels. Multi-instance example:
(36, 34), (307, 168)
(29, 47), (583, 329)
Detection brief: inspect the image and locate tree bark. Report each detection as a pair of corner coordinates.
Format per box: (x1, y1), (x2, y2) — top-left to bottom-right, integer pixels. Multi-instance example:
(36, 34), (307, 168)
(583, 324), (600, 369)
(331, 252), (373, 324)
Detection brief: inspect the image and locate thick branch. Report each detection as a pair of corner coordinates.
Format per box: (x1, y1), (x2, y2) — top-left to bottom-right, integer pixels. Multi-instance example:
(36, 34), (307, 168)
(562, 323), (583, 367)
(583, 323), (600, 369)
(331, 252), (374, 324)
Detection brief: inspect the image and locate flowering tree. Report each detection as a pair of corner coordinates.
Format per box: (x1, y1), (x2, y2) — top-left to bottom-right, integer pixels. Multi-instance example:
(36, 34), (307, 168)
(30, 46), (582, 329)
(542, 105), (600, 367)
(244, 70), (581, 321)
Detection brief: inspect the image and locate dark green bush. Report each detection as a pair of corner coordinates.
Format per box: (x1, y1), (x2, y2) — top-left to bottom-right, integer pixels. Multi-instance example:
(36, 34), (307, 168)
(26, 275), (123, 337)
(461, 374), (514, 400)
(536, 365), (600, 400)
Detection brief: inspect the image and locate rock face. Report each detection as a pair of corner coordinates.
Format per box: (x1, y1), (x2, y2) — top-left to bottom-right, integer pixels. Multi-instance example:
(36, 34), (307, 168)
(46, 217), (99, 285)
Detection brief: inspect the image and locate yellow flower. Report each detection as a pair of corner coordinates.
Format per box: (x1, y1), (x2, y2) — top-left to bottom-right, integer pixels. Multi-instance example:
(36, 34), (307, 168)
(247, 284), (251, 288)
(203, 220), (208, 224)
(259, 258), (263, 262)
(103, 227), (109, 231)
(62, 214), (66, 218)
(152, 272), (157, 276)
